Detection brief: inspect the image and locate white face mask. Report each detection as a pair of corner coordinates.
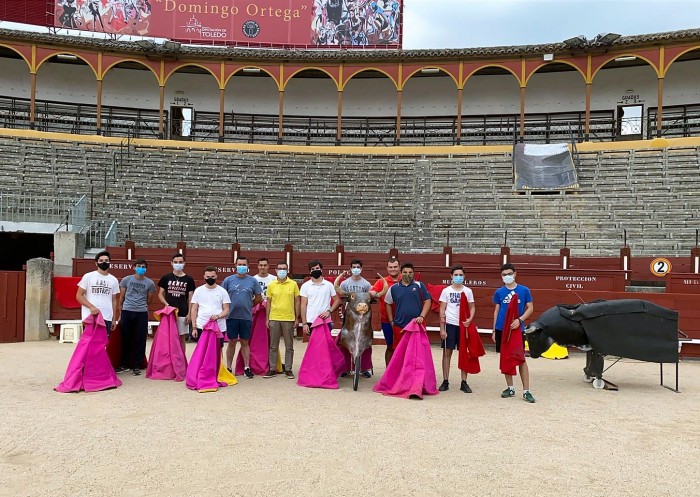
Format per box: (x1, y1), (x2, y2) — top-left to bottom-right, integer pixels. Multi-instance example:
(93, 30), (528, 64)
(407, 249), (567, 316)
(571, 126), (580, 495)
(351, 267), (362, 276)
(502, 275), (515, 285)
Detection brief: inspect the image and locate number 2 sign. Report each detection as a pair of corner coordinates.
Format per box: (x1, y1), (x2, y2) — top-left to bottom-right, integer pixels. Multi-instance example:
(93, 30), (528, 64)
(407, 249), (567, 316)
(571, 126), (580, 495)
(650, 258), (672, 277)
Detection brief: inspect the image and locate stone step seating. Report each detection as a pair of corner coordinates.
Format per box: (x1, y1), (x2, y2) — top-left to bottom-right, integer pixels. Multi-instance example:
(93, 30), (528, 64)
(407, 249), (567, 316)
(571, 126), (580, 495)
(2, 135), (699, 255)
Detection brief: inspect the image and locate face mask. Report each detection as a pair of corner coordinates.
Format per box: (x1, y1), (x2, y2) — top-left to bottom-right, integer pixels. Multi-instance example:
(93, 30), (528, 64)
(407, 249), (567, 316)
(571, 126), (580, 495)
(237, 266), (248, 275)
(135, 267), (147, 276)
(502, 275), (515, 285)
(402, 274), (413, 284)
(97, 262), (110, 271)
(205, 277), (216, 286)
(310, 269), (323, 279)
(452, 275), (464, 285)
(172, 263), (185, 271)
(277, 270), (288, 279)
(351, 268), (362, 276)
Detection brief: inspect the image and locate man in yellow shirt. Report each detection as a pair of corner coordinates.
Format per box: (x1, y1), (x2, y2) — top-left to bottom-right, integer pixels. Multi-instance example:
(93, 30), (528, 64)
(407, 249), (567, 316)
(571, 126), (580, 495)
(264, 262), (300, 379)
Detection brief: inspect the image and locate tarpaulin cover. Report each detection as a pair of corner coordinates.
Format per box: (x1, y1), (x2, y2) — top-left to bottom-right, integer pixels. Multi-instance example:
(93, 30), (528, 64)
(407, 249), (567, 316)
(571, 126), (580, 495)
(513, 142), (579, 191)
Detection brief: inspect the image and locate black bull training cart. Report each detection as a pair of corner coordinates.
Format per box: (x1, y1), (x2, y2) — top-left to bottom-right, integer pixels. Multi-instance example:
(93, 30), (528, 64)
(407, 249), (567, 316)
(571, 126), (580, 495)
(525, 299), (683, 392)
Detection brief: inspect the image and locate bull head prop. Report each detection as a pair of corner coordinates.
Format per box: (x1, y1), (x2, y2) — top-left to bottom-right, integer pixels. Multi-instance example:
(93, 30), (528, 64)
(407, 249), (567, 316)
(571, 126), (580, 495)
(525, 299), (680, 391)
(333, 273), (388, 390)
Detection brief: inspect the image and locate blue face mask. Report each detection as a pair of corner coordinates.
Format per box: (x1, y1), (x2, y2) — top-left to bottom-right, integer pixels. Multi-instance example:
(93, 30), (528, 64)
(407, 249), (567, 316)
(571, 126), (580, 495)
(277, 270), (288, 279)
(452, 275), (464, 285)
(237, 265), (248, 275)
(351, 267), (362, 276)
(135, 267), (147, 276)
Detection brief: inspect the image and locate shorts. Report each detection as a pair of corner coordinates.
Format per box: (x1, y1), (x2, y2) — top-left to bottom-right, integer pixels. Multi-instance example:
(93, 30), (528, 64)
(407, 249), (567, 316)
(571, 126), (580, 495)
(392, 325), (405, 350)
(226, 318), (252, 341)
(494, 329), (526, 353)
(176, 316), (190, 336)
(441, 323), (459, 350)
(381, 322), (394, 347)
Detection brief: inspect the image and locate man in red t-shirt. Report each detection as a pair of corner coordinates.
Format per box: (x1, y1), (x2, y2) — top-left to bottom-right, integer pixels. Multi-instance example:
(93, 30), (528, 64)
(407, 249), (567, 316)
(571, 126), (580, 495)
(371, 257), (401, 365)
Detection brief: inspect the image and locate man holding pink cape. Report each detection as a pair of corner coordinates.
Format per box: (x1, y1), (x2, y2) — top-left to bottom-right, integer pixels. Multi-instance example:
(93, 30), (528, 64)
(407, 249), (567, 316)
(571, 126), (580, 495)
(146, 306), (188, 382)
(55, 313), (122, 393)
(235, 302), (275, 376)
(373, 318), (438, 399)
(187, 267), (231, 392)
(297, 315), (346, 389)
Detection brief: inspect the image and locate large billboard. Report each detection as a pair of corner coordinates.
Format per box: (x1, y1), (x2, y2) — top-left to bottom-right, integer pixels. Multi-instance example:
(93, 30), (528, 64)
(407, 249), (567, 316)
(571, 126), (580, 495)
(53, 0), (402, 48)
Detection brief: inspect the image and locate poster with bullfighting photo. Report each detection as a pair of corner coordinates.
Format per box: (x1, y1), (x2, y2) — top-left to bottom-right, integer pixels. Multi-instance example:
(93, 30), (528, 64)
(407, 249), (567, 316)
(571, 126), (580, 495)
(53, 0), (402, 47)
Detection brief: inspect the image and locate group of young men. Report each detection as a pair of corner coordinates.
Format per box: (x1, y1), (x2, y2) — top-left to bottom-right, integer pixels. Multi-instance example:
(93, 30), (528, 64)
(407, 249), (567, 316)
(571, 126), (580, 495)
(75, 251), (536, 402)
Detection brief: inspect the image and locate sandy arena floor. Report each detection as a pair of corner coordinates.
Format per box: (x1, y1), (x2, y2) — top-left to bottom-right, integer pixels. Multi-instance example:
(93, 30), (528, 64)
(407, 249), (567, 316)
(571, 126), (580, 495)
(0, 339), (698, 497)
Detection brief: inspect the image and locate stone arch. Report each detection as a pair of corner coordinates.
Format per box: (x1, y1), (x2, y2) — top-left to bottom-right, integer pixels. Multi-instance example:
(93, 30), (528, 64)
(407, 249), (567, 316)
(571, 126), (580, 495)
(524, 62), (587, 142)
(461, 66), (521, 144)
(35, 53), (98, 134)
(101, 60), (162, 138)
(591, 57), (659, 139)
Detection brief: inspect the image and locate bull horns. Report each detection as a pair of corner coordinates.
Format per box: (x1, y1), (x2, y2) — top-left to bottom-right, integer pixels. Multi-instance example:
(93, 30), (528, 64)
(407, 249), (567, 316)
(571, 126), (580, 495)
(374, 272), (389, 298)
(524, 324), (538, 334)
(334, 272), (348, 297)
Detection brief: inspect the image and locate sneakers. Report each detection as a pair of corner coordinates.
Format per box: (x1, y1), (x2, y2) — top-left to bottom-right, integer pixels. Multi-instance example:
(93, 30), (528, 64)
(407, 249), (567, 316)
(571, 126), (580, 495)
(115, 366), (127, 374)
(132, 368), (141, 376)
(501, 387), (515, 398)
(244, 367), (254, 379)
(340, 371), (349, 378)
(263, 370), (276, 378)
(284, 370), (295, 379)
(362, 370), (372, 378)
(523, 391), (536, 403)
(438, 380), (449, 392)
(460, 381), (472, 393)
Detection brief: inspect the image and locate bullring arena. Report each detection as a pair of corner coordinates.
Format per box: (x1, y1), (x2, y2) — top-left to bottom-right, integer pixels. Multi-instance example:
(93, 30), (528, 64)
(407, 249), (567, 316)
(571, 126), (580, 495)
(1, 1), (700, 495)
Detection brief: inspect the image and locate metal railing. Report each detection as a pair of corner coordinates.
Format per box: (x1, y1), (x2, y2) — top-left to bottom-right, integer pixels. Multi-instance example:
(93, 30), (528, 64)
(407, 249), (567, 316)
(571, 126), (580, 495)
(0, 191), (83, 227)
(83, 219), (118, 248)
(0, 93), (671, 145)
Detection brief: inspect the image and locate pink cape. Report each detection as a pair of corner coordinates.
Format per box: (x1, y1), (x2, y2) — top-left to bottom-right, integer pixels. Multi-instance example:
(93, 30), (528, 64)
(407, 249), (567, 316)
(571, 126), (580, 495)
(186, 320), (228, 392)
(235, 302), (269, 375)
(55, 314), (122, 393)
(146, 306), (188, 382)
(373, 319), (438, 399)
(297, 316), (346, 389)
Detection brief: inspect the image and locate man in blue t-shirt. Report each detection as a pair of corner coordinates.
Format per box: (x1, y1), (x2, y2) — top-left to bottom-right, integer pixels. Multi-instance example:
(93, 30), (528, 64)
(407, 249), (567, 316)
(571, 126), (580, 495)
(492, 263), (535, 403)
(384, 262), (431, 349)
(221, 256), (262, 378)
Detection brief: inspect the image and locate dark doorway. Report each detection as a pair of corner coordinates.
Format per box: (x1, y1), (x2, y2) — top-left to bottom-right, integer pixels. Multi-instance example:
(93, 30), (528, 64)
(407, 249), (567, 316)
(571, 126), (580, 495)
(617, 104), (643, 140)
(170, 106), (193, 139)
(0, 232), (54, 270)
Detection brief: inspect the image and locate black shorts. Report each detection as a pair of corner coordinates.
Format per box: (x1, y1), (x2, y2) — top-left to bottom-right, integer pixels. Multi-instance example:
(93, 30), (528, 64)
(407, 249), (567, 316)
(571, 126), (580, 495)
(441, 323), (459, 350)
(494, 329), (526, 353)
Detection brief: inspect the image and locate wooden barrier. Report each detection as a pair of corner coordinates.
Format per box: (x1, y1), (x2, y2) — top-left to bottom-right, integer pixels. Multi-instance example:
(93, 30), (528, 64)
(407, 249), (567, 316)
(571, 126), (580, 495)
(666, 273), (700, 294)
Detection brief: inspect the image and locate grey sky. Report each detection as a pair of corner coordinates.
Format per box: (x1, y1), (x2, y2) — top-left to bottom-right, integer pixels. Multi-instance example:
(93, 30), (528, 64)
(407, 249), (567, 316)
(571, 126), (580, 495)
(402, 0), (700, 49)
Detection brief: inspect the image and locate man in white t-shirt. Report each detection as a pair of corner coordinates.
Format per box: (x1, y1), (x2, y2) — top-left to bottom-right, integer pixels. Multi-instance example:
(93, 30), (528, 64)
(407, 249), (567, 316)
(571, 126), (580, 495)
(190, 266), (231, 339)
(254, 258), (276, 302)
(438, 265), (475, 393)
(300, 259), (340, 335)
(75, 250), (120, 335)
